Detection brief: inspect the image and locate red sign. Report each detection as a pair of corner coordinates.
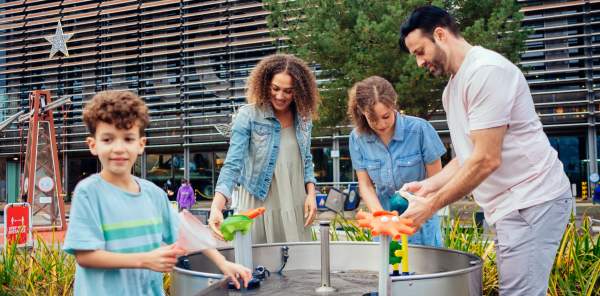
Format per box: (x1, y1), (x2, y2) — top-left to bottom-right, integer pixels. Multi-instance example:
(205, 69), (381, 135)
(4, 203), (31, 247)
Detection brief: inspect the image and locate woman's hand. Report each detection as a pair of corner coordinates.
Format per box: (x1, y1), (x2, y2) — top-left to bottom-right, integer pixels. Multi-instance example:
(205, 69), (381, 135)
(304, 191), (317, 227)
(208, 193), (227, 240)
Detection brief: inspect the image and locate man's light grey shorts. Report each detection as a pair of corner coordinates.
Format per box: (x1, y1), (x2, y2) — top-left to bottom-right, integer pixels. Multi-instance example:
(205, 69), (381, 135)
(492, 190), (573, 296)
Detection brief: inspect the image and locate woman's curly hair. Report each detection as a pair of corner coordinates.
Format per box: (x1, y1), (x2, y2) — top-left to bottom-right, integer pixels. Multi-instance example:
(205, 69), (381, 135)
(347, 76), (398, 134)
(83, 90), (149, 136)
(246, 54), (320, 119)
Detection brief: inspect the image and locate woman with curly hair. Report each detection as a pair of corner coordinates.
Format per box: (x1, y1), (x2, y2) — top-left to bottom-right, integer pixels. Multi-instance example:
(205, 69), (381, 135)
(208, 54), (320, 243)
(347, 76), (446, 247)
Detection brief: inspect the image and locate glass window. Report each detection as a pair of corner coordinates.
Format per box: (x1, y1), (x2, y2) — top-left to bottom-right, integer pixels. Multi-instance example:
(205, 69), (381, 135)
(67, 157), (99, 199)
(0, 158), (6, 202)
(146, 153), (177, 200)
(190, 151), (214, 200)
(133, 158), (142, 177)
(214, 151), (227, 186)
(549, 135), (585, 197)
(339, 147), (354, 182)
(312, 147), (333, 183)
(171, 153), (185, 182)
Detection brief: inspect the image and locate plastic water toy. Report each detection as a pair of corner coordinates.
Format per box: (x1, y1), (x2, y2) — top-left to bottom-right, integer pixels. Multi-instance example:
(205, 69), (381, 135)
(356, 210), (415, 241)
(389, 235), (410, 277)
(220, 207), (266, 241)
(356, 209), (415, 295)
(389, 191), (410, 276)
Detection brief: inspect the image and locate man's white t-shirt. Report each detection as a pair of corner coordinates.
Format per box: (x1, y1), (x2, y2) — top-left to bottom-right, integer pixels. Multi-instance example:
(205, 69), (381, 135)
(442, 46), (571, 225)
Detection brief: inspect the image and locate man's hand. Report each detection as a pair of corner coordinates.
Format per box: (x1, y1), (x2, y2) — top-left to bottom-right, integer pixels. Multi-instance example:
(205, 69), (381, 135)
(304, 192), (317, 227)
(398, 191), (436, 230)
(401, 180), (436, 198)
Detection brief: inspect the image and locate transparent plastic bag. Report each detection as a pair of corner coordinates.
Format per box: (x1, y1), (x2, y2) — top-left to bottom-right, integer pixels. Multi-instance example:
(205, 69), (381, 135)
(176, 209), (218, 253)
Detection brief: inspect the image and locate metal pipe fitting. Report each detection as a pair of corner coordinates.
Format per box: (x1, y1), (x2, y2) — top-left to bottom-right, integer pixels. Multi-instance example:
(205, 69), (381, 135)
(315, 220), (336, 293)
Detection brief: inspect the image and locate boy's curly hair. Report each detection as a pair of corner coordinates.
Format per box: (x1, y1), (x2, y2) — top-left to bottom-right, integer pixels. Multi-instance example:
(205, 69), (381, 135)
(246, 54), (320, 119)
(83, 91), (149, 136)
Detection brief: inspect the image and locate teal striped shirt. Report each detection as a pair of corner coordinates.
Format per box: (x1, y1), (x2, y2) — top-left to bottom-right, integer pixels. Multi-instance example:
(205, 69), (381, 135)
(64, 174), (178, 296)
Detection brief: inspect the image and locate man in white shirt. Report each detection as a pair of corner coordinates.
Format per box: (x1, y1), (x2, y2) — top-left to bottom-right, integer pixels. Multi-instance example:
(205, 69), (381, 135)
(398, 5), (573, 296)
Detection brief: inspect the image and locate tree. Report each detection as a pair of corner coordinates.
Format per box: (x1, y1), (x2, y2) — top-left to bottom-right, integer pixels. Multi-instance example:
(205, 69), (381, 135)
(265, 0), (528, 128)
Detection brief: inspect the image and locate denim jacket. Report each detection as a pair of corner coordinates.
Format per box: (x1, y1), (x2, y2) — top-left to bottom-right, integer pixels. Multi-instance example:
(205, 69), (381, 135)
(215, 104), (317, 201)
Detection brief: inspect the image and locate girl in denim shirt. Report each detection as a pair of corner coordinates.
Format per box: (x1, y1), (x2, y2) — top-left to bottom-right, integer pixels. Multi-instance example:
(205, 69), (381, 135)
(208, 54), (320, 243)
(347, 76), (446, 247)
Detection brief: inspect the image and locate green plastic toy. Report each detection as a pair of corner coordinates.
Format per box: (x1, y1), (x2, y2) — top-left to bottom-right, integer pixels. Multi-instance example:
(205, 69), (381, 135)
(389, 240), (403, 265)
(389, 192), (409, 272)
(220, 215), (253, 241)
(219, 207), (266, 241)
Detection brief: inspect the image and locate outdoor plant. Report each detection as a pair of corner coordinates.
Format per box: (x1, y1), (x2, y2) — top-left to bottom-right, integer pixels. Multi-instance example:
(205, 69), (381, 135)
(443, 214), (498, 295)
(0, 233), (75, 296)
(549, 216), (600, 296)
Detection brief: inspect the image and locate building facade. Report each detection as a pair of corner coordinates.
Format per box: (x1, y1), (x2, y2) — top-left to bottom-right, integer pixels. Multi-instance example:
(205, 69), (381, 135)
(519, 0), (600, 199)
(0, 0), (598, 202)
(0, 0), (282, 201)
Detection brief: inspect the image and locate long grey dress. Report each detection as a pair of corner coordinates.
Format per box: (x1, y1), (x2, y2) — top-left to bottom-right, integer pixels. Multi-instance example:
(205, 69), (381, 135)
(236, 126), (312, 243)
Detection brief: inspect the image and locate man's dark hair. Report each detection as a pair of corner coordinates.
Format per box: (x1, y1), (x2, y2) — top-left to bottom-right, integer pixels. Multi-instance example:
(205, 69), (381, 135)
(399, 5), (460, 53)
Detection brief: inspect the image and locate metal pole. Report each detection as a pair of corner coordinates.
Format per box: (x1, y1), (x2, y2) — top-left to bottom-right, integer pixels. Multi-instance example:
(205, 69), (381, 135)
(379, 235), (391, 296)
(332, 131), (340, 189)
(140, 152), (147, 179)
(63, 153), (68, 199)
(315, 220), (336, 293)
(584, 1), (597, 198)
(233, 230), (253, 271)
(184, 146), (190, 180)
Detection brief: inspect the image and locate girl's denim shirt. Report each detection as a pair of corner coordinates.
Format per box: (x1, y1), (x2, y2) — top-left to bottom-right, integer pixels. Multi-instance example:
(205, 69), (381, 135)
(215, 104), (316, 200)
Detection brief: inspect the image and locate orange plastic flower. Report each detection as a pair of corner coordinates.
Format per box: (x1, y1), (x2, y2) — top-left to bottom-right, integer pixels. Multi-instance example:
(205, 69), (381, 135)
(356, 210), (416, 241)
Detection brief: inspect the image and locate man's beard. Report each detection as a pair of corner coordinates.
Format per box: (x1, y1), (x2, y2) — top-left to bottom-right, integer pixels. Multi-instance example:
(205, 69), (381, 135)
(429, 46), (448, 77)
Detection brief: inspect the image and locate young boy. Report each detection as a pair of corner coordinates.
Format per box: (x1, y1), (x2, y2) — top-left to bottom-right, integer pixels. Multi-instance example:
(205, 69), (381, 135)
(63, 91), (251, 295)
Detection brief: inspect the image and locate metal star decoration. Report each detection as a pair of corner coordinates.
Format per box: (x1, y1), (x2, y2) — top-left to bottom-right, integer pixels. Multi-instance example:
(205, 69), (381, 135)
(44, 21), (73, 58)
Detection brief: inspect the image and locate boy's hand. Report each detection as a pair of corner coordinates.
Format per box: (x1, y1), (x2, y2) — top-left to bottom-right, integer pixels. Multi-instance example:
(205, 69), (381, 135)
(142, 244), (186, 273)
(217, 261), (252, 289)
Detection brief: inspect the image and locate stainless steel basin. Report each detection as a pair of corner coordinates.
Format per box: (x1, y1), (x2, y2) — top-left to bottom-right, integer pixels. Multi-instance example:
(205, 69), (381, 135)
(171, 242), (482, 296)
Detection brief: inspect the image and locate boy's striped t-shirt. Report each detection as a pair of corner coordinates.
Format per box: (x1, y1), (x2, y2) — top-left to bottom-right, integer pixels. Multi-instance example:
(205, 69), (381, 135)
(63, 174), (179, 296)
